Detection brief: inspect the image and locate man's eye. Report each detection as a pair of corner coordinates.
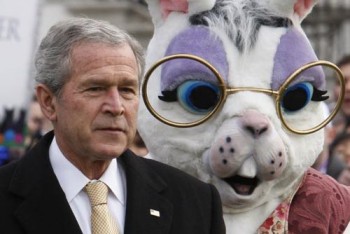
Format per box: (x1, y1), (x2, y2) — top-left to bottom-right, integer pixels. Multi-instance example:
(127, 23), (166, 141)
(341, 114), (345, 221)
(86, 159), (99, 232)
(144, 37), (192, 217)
(87, 87), (104, 92)
(119, 87), (138, 99)
(120, 87), (137, 94)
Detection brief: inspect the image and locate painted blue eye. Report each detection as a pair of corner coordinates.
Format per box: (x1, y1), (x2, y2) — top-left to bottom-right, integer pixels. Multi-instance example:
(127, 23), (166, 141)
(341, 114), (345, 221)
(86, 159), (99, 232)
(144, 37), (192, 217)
(177, 80), (220, 114)
(281, 82), (313, 112)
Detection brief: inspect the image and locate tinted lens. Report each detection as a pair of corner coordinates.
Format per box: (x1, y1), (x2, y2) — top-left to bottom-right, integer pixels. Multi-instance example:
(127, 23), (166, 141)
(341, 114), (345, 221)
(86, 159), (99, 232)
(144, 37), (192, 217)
(279, 63), (343, 134)
(142, 55), (225, 127)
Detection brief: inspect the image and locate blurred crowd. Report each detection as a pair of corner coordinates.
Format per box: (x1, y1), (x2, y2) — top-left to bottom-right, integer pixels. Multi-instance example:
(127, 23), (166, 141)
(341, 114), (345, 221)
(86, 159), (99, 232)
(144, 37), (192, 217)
(0, 95), (52, 165)
(312, 55), (350, 185)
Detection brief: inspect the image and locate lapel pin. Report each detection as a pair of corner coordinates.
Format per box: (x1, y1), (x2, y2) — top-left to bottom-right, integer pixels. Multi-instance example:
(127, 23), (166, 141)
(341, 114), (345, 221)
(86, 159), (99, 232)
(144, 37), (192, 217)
(150, 209), (160, 217)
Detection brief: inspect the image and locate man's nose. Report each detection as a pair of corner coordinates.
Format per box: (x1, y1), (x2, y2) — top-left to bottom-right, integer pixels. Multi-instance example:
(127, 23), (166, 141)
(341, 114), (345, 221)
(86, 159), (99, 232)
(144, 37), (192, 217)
(102, 88), (125, 116)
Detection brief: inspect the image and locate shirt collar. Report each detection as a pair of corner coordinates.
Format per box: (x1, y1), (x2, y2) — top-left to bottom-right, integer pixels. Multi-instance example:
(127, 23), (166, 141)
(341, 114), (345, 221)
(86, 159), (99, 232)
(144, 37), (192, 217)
(49, 137), (125, 205)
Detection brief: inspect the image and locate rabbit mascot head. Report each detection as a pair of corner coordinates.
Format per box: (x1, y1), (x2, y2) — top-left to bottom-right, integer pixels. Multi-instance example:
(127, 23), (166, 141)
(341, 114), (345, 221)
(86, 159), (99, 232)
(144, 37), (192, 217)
(138, 0), (350, 232)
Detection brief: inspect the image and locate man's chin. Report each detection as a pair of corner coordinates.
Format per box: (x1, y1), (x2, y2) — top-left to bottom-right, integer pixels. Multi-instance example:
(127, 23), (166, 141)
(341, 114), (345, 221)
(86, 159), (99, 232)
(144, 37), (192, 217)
(94, 144), (127, 159)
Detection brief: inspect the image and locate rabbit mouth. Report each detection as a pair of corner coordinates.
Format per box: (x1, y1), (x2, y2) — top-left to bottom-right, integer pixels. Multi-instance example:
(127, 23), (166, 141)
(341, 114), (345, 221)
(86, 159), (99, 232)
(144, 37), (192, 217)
(224, 175), (259, 196)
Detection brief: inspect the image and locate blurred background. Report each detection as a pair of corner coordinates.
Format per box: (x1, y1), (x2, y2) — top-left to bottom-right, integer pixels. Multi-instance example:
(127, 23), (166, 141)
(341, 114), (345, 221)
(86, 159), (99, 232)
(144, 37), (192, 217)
(36, 0), (350, 62)
(1, 0), (350, 177)
(304, 0), (350, 62)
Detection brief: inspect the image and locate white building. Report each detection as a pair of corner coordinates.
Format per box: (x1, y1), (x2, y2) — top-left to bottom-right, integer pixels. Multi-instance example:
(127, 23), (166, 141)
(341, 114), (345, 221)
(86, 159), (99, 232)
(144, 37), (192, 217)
(38, 0), (152, 48)
(38, 0), (350, 63)
(303, 0), (350, 63)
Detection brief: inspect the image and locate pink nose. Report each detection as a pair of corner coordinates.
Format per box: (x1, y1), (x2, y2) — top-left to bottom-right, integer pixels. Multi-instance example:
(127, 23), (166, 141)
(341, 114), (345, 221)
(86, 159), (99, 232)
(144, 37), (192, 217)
(241, 110), (270, 138)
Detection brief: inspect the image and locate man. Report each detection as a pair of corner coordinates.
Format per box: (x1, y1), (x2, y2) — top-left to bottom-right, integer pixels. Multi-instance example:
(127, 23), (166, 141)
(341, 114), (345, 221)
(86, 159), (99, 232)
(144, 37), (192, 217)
(329, 132), (350, 185)
(0, 18), (225, 234)
(25, 95), (52, 151)
(129, 130), (148, 157)
(333, 55), (350, 131)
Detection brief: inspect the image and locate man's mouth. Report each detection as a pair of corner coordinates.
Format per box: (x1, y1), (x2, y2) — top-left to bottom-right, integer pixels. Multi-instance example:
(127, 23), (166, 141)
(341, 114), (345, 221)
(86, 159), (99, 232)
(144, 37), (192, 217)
(223, 175), (259, 196)
(98, 126), (124, 132)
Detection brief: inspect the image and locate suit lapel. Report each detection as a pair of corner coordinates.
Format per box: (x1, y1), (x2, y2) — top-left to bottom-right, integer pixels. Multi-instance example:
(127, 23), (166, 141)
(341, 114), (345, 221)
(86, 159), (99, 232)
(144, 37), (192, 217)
(121, 151), (173, 234)
(9, 132), (82, 234)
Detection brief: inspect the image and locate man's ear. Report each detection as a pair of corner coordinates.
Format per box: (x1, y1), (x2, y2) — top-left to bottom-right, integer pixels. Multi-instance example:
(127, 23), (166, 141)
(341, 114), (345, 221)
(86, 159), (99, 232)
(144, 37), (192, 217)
(146, 0), (216, 27)
(35, 84), (57, 122)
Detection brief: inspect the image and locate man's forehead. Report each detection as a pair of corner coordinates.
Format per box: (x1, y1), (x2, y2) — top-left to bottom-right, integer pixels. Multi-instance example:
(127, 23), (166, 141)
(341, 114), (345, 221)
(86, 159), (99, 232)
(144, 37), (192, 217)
(73, 56), (137, 69)
(71, 42), (136, 64)
(70, 43), (138, 74)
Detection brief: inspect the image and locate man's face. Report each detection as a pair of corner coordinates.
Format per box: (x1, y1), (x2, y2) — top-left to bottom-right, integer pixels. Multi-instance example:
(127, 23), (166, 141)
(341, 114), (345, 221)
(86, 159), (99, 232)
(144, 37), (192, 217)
(335, 63), (350, 116)
(52, 42), (139, 162)
(27, 101), (45, 135)
(334, 137), (350, 165)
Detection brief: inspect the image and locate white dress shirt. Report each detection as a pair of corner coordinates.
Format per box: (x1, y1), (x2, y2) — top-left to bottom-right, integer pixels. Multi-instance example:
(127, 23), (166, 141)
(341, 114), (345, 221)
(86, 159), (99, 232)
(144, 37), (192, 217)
(49, 137), (127, 234)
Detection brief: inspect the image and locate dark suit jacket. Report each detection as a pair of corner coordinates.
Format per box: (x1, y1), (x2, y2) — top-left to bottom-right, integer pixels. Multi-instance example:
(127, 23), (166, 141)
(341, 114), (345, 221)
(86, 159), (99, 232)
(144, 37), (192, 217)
(0, 132), (225, 234)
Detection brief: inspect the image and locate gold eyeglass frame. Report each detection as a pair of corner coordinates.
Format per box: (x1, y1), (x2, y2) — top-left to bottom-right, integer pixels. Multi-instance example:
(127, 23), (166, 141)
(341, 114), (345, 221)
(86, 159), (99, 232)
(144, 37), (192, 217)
(142, 54), (345, 134)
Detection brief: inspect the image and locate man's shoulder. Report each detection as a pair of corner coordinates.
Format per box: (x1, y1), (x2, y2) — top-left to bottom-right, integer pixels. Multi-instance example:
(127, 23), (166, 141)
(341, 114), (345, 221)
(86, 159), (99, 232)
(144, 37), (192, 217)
(289, 168), (350, 233)
(300, 168), (350, 196)
(293, 168), (350, 206)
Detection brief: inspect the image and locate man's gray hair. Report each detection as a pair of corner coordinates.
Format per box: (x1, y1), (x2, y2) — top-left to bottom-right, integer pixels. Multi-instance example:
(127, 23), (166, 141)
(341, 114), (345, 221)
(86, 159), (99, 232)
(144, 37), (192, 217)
(34, 17), (145, 96)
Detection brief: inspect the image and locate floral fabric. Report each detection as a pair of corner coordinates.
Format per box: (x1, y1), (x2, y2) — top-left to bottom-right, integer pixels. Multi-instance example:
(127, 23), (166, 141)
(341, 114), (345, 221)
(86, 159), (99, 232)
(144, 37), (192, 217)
(258, 201), (290, 233)
(258, 168), (350, 234)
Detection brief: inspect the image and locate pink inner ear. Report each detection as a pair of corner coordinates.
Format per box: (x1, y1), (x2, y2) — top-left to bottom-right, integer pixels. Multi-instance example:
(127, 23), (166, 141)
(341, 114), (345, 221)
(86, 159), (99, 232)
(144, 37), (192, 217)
(294, 0), (314, 18)
(160, 0), (189, 19)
